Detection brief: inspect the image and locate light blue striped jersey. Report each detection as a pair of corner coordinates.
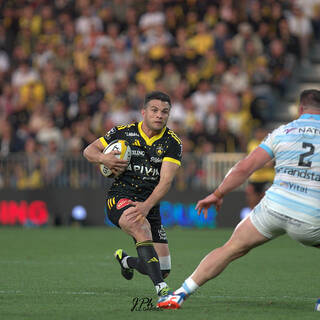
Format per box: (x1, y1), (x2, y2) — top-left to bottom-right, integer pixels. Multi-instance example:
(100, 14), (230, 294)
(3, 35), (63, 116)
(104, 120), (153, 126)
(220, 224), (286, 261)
(259, 114), (320, 225)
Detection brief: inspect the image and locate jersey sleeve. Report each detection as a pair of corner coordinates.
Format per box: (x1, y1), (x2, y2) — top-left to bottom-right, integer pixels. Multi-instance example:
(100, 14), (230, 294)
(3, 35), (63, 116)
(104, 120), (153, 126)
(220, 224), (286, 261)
(99, 126), (123, 148)
(163, 131), (183, 166)
(259, 126), (283, 158)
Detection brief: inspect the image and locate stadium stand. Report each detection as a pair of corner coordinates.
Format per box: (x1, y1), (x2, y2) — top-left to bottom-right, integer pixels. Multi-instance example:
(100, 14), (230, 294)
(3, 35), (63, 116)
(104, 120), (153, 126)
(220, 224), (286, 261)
(0, 0), (319, 189)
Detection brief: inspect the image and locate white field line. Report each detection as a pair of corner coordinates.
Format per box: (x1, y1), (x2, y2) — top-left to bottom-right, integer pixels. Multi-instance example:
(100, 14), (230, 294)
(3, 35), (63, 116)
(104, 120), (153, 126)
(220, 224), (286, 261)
(0, 260), (110, 265)
(0, 290), (316, 301)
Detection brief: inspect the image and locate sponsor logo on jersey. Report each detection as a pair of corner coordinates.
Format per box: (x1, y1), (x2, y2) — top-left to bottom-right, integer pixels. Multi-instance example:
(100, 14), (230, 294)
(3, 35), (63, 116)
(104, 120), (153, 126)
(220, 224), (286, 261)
(142, 176), (158, 181)
(127, 164), (160, 176)
(279, 181), (308, 193)
(125, 132), (140, 137)
(133, 139), (141, 146)
(299, 127), (320, 135)
(117, 123), (135, 130)
(150, 157), (162, 163)
(284, 128), (296, 134)
(156, 145), (164, 156)
(116, 198), (131, 209)
(132, 150), (145, 156)
(276, 167), (320, 181)
(105, 127), (116, 140)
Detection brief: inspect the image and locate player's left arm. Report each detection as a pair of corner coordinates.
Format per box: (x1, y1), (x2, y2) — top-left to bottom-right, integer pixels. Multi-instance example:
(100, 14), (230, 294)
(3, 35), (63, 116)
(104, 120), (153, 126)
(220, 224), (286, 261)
(144, 161), (180, 210)
(125, 162), (180, 222)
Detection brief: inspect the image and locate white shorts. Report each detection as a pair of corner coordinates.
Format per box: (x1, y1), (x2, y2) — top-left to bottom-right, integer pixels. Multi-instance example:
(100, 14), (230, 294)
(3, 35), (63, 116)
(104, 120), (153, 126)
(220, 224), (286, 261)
(250, 198), (320, 246)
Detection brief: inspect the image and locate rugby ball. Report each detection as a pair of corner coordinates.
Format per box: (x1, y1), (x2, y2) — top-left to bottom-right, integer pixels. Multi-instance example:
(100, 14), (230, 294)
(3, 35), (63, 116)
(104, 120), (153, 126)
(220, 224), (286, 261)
(100, 140), (131, 177)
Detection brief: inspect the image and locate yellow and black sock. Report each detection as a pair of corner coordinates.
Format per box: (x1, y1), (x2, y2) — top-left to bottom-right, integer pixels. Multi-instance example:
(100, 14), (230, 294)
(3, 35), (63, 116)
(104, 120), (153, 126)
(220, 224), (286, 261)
(134, 240), (163, 285)
(126, 256), (148, 275)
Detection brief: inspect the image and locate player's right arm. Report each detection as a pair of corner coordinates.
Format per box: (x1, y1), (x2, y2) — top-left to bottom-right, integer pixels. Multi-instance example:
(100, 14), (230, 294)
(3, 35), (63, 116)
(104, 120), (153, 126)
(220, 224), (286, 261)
(217, 147), (273, 195)
(196, 147), (273, 217)
(83, 138), (128, 174)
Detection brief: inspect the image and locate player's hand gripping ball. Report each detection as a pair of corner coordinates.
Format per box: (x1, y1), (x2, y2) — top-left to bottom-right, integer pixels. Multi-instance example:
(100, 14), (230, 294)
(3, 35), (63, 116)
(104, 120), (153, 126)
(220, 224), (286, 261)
(100, 140), (131, 177)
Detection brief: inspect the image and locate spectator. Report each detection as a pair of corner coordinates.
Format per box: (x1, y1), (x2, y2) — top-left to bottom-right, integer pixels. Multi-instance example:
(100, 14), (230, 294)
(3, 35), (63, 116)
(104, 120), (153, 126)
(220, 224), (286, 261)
(211, 117), (241, 153)
(0, 84), (17, 119)
(0, 120), (25, 156)
(36, 118), (63, 149)
(296, 0), (320, 41)
(267, 38), (294, 96)
(135, 59), (160, 91)
(191, 80), (216, 122)
(17, 137), (42, 189)
(60, 78), (81, 122)
(277, 18), (300, 58)
(41, 139), (64, 186)
(97, 59), (125, 93)
(161, 62), (181, 94)
(287, 5), (312, 65)
(232, 22), (263, 59)
(75, 6), (103, 36)
(203, 103), (218, 136)
(11, 60), (39, 88)
(188, 22), (214, 57)
(215, 84), (240, 115)
(139, 0), (165, 35)
(83, 78), (104, 115)
(213, 21), (230, 58)
(52, 101), (69, 130)
(0, 48), (10, 73)
(221, 62), (249, 94)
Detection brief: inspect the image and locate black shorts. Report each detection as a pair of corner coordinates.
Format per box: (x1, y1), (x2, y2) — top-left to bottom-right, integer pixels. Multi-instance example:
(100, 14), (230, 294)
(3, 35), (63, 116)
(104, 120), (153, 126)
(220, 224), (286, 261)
(106, 195), (168, 244)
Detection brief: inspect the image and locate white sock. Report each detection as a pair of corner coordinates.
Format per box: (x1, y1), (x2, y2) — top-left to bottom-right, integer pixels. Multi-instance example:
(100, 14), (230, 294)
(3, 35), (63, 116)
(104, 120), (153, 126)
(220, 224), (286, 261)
(155, 282), (168, 294)
(175, 277), (199, 295)
(122, 256), (129, 269)
(159, 255), (171, 270)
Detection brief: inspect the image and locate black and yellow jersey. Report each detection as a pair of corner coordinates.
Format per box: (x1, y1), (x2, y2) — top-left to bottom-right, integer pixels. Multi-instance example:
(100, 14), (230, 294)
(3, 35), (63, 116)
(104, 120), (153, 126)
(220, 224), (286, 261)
(99, 121), (182, 201)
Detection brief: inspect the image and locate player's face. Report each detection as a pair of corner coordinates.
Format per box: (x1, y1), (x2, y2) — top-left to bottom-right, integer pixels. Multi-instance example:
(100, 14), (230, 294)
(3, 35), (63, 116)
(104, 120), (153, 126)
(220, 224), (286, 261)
(142, 99), (170, 133)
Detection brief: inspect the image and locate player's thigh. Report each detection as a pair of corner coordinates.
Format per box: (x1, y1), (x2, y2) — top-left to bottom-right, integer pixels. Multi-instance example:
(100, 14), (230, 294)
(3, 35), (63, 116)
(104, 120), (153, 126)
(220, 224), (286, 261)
(106, 196), (133, 227)
(226, 215), (270, 251)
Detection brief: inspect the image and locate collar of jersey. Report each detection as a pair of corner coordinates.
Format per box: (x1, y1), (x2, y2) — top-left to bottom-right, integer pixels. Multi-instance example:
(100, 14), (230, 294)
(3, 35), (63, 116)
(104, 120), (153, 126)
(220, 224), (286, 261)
(300, 113), (320, 120)
(138, 121), (166, 146)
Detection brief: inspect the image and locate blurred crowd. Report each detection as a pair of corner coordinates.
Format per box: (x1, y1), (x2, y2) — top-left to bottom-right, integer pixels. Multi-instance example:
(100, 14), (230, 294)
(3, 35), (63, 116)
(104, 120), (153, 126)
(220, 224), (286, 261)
(0, 0), (320, 188)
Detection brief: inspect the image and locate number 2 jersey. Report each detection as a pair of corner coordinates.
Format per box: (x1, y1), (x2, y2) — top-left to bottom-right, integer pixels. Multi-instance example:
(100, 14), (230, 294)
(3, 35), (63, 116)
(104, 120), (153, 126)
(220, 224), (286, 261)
(259, 114), (320, 225)
(99, 121), (182, 201)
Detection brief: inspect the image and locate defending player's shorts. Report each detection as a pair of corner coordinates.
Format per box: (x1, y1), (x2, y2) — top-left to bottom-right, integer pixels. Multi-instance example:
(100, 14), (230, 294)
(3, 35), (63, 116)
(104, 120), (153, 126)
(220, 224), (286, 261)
(250, 197), (320, 246)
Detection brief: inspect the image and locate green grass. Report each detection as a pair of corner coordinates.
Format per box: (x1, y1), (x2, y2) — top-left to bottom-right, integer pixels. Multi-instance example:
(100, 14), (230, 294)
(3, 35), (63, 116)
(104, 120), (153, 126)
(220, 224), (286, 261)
(0, 227), (319, 320)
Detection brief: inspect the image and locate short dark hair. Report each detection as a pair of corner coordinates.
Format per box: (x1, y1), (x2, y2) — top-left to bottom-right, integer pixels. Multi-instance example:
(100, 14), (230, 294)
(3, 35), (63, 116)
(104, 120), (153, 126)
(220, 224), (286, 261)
(144, 91), (171, 108)
(300, 89), (320, 109)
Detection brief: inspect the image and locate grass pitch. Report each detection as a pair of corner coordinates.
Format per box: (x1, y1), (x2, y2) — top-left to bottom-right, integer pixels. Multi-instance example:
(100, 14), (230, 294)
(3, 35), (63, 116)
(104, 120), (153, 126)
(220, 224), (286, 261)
(0, 227), (319, 320)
